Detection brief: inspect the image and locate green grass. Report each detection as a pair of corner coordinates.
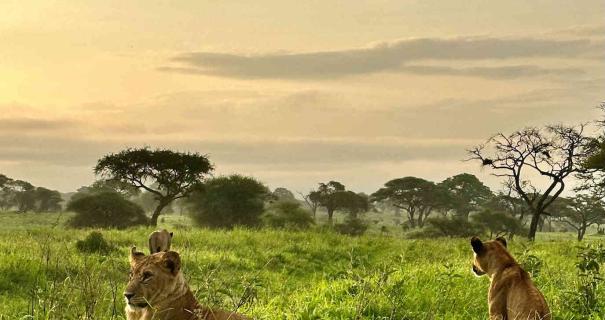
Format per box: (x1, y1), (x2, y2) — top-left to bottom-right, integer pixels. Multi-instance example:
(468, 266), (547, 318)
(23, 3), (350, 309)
(0, 212), (603, 319)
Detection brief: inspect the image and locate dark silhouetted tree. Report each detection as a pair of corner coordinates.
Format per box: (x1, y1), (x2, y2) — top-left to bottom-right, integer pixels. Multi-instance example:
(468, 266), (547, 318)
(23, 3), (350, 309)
(188, 175), (270, 228)
(67, 192), (149, 229)
(94, 148), (213, 226)
(34, 187), (63, 212)
(12, 180), (36, 213)
(439, 173), (492, 220)
(555, 195), (605, 241)
(372, 177), (448, 228)
(313, 181), (368, 223)
(469, 125), (590, 240)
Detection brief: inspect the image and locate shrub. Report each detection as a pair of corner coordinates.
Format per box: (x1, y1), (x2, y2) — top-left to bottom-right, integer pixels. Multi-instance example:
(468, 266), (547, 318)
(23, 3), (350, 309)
(75, 231), (115, 254)
(262, 201), (314, 230)
(67, 192), (149, 229)
(188, 175), (270, 228)
(407, 216), (481, 238)
(334, 217), (368, 236)
(471, 210), (526, 238)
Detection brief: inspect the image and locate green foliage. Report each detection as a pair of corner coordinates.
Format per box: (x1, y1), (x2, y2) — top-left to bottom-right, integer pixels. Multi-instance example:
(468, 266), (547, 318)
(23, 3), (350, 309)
(67, 192), (149, 229)
(408, 216), (481, 238)
(554, 195), (605, 241)
(471, 210), (526, 238)
(313, 181), (369, 221)
(94, 147), (214, 225)
(262, 201), (315, 230)
(75, 231), (115, 254)
(188, 175), (270, 228)
(334, 217), (369, 236)
(0, 212), (600, 319)
(438, 173), (493, 219)
(0, 174), (63, 213)
(564, 244), (605, 316)
(371, 177), (449, 228)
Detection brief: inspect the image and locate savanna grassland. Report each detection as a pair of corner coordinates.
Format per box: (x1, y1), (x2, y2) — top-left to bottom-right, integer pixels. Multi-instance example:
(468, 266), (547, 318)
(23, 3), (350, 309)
(0, 212), (602, 320)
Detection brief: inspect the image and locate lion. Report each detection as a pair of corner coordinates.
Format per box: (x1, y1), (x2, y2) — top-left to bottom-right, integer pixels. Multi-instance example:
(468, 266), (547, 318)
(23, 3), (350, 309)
(470, 236), (551, 320)
(149, 229), (173, 254)
(125, 247), (249, 320)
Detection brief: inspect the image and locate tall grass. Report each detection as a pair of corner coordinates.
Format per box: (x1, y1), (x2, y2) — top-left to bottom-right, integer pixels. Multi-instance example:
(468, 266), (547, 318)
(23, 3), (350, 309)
(0, 213), (601, 319)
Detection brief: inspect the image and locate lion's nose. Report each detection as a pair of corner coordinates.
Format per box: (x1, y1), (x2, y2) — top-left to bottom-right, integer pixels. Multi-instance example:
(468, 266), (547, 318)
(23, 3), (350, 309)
(124, 292), (135, 301)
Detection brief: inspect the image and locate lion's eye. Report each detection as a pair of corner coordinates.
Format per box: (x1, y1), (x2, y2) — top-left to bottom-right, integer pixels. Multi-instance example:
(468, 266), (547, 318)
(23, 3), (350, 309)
(142, 271), (153, 280)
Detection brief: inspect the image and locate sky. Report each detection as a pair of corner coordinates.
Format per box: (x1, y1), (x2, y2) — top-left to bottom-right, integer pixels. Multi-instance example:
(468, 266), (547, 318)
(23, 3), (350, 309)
(0, 0), (604, 194)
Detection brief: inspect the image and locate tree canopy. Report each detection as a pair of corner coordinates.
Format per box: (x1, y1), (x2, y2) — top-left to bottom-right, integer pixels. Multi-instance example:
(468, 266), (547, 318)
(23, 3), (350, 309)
(67, 192), (148, 229)
(94, 147), (213, 226)
(187, 175), (270, 228)
(439, 173), (492, 220)
(371, 177), (448, 228)
(313, 181), (368, 223)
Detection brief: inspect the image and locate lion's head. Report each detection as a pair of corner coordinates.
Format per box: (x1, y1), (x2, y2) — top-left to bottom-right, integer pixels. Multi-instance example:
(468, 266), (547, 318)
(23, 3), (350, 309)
(124, 247), (182, 309)
(470, 236), (511, 277)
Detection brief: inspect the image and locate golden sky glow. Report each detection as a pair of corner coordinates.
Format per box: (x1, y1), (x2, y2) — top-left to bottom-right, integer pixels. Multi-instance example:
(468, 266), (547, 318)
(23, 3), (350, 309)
(1, 0), (604, 192)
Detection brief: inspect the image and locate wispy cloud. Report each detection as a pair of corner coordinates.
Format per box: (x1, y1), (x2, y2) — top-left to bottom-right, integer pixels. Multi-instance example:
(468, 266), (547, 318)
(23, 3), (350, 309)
(161, 36), (601, 79)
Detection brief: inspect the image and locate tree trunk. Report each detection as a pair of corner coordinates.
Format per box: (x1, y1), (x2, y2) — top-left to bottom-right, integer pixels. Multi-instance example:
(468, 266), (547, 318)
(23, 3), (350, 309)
(150, 200), (170, 227)
(407, 212), (416, 228)
(527, 210), (541, 241)
(327, 208), (334, 224)
(578, 224), (586, 241)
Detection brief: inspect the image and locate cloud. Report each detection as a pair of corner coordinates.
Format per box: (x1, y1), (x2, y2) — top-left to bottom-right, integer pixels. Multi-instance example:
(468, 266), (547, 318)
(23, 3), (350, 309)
(398, 64), (584, 79)
(0, 118), (78, 132)
(161, 36), (601, 79)
(554, 24), (605, 37)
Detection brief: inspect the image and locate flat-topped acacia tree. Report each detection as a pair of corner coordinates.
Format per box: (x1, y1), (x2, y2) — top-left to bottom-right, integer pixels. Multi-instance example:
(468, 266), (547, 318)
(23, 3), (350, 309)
(94, 148), (213, 226)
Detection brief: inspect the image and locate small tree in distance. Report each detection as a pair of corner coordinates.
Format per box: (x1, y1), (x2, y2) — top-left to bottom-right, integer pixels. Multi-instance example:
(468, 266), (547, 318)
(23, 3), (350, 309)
(555, 195), (605, 241)
(94, 147), (213, 226)
(313, 181), (369, 223)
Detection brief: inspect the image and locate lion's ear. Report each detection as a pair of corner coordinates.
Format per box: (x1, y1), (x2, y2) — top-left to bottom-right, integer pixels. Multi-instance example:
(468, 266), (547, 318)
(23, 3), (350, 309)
(495, 237), (507, 248)
(129, 246), (145, 267)
(162, 251), (181, 275)
(471, 237), (484, 254)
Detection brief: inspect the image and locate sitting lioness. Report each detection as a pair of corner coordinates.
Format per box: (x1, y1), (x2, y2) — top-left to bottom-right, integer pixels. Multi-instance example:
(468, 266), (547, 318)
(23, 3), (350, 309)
(470, 237), (550, 320)
(125, 247), (248, 320)
(149, 229), (173, 254)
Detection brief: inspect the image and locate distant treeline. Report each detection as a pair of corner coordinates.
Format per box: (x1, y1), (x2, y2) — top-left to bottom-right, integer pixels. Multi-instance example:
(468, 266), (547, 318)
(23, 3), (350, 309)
(0, 174), (63, 213)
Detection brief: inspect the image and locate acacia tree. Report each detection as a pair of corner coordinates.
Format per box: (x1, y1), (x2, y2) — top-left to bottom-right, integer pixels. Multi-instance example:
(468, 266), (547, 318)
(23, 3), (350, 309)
(438, 173), (492, 220)
(371, 177), (447, 228)
(312, 181), (368, 223)
(469, 125), (591, 240)
(95, 148), (213, 226)
(555, 195), (605, 241)
(300, 190), (321, 219)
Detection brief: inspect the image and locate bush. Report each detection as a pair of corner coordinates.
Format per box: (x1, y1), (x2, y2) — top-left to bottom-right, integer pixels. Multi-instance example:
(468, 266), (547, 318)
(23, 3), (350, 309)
(334, 217), (368, 236)
(188, 175), (270, 228)
(67, 192), (149, 229)
(263, 201), (314, 230)
(471, 210), (526, 238)
(407, 216), (481, 238)
(75, 231), (115, 254)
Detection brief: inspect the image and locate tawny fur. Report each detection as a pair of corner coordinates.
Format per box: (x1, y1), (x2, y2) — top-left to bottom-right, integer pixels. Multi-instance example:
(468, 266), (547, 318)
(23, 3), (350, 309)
(471, 237), (551, 320)
(125, 247), (248, 320)
(149, 229), (173, 254)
